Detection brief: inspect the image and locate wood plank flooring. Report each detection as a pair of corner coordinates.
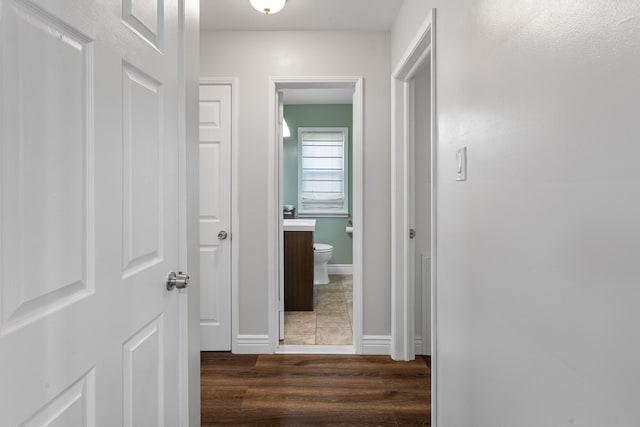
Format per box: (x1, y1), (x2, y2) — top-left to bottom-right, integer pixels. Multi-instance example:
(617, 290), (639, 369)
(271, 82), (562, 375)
(201, 352), (431, 426)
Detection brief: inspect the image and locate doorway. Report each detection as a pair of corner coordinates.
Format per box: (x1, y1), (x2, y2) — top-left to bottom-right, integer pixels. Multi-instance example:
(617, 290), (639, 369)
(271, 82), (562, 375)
(198, 78), (238, 352)
(267, 78), (364, 354)
(390, 9), (436, 420)
(390, 11), (435, 361)
(281, 92), (353, 348)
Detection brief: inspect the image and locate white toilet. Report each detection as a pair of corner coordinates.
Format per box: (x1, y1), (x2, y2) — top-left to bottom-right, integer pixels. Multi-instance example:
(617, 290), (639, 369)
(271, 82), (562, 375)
(313, 243), (333, 285)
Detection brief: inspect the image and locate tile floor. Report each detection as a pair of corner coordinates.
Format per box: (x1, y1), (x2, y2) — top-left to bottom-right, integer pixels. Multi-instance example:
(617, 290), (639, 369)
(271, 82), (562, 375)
(282, 275), (353, 345)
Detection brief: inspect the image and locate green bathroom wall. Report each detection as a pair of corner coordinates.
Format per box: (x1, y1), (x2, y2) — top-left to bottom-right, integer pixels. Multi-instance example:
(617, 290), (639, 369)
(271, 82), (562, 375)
(283, 104), (353, 265)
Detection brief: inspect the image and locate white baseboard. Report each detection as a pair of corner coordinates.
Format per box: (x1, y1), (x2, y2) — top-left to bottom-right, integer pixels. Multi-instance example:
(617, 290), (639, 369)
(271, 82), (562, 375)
(362, 335), (391, 355)
(276, 344), (355, 354)
(234, 335), (270, 354)
(327, 264), (353, 275)
(415, 336), (432, 356)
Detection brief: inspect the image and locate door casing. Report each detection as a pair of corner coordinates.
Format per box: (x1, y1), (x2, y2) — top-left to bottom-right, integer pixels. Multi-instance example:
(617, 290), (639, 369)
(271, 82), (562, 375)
(390, 7), (437, 420)
(267, 77), (364, 354)
(181, 0), (201, 424)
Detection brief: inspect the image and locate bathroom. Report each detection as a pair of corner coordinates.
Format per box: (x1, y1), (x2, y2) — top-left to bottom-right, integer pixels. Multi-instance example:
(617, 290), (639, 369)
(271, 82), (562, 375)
(281, 88), (354, 347)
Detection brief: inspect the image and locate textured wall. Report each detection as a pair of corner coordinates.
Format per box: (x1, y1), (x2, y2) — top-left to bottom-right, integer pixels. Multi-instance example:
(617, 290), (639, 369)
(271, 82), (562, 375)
(283, 104), (353, 265)
(392, 1), (640, 425)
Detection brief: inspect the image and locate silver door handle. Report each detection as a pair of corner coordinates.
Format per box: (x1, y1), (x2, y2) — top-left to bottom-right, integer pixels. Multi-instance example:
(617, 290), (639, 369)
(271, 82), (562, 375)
(167, 271), (190, 291)
(218, 230), (228, 240)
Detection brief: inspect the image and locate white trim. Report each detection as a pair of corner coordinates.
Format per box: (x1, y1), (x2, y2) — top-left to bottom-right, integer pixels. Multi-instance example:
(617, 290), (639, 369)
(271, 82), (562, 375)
(421, 253), (432, 355)
(180, 0), (200, 425)
(352, 78), (364, 355)
(267, 83), (279, 350)
(430, 14), (439, 425)
(278, 92), (285, 341)
(200, 77), (240, 355)
(276, 345), (355, 354)
(391, 9), (438, 425)
(268, 77), (364, 355)
(415, 336), (424, 355)
(177, 2), (188, 424)
(391, 11), (433, 360)
(393, 12), (434, 81)
(361, 335), (392, 355)
(327, 264), (353, 275)
(235, 335), (271, 354)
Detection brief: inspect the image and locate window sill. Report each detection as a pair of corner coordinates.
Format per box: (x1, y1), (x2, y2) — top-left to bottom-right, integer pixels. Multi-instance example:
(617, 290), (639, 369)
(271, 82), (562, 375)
(297, 212), (350, 219)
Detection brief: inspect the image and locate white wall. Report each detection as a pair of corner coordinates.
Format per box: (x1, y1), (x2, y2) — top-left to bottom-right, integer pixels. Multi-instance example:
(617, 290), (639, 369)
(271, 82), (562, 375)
(200, 31), (392, 338)
(391, 0), (431, 68)
(393, 1), (640, 425)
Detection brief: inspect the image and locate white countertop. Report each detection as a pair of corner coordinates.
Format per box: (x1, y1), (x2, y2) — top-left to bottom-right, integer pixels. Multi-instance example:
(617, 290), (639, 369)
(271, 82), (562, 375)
(283, 219), (316, 232)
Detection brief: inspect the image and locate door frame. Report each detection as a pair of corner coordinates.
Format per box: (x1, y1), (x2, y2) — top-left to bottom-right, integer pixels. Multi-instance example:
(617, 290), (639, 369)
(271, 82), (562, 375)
(267, 76), (364, 354)
(182, 0), (201, 425)
(198, 77), (240, 353)
(390, 6), (437, 414)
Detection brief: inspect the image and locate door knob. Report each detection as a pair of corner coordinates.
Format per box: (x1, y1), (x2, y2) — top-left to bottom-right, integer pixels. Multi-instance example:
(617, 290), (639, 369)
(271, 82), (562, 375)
(409, 228), (416, 239)
(218, 230), (228, 240)
(167, 271), (190, 291)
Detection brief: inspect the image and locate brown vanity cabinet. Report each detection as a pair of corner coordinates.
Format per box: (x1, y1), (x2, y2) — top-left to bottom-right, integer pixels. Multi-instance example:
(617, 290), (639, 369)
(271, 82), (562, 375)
(284, 231), (314, 311)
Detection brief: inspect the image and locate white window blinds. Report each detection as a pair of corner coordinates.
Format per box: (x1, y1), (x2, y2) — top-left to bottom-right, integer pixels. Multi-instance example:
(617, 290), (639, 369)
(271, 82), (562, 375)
(298, 127), (349, 216)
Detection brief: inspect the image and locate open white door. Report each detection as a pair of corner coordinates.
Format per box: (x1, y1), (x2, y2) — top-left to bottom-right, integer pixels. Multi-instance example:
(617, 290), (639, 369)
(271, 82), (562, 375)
(0, 0), (186, 425)
(199, 84), (232, 351)
(277, 90), (285, 341)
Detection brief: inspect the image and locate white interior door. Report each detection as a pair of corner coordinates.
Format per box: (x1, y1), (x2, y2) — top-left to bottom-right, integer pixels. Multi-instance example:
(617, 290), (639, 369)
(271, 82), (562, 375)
(277, 90), (285, 341)
(0, 0), (184, 425)
(199, 84), (232, 351)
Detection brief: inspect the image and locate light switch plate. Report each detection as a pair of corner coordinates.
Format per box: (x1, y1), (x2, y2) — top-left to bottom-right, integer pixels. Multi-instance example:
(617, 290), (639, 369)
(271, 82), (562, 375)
(456, 147), (467, 181)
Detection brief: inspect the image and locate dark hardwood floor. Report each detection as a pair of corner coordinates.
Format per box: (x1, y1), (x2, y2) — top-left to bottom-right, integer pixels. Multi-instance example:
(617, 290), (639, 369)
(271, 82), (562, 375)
(201, 352), (431, 426)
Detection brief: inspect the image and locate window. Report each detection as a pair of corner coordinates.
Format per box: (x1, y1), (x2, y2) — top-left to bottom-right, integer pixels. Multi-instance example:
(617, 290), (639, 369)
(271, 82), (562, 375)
(298, 127), (349, 217)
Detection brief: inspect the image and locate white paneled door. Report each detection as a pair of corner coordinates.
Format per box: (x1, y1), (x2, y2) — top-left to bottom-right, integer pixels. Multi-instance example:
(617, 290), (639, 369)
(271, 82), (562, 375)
(0, 0), (185, 425)
(199, 84), (232, 351)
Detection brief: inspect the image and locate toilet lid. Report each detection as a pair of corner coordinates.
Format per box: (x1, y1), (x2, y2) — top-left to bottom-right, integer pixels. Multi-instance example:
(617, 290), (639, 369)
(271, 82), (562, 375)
(313, 243), (333, 252)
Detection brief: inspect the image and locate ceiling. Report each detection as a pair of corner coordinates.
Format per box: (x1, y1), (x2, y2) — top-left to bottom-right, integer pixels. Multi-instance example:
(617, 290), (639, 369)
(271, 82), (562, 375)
(201, 0), (404, 31)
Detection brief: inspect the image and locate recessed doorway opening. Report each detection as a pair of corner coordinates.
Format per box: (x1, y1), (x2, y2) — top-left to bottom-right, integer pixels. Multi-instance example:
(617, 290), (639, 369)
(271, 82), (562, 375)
(267, 77), (364, 354)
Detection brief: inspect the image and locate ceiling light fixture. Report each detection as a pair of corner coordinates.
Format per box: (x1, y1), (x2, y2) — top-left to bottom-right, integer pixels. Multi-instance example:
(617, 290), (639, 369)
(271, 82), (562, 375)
(249, 0), (288, 15)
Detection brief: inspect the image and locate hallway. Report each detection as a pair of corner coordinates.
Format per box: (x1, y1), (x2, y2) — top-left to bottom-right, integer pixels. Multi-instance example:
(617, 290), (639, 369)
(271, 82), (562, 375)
(201, 352), (431, 426)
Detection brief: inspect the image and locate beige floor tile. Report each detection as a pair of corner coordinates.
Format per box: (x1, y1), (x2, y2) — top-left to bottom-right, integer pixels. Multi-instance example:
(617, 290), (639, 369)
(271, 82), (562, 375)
(285, 311), (316, 321)
(324, 282), (339, 288)
(283, 334), (316, 345)
(316, 290), (345, 300)
(285, 320), (316, 336)
(316, 327), (352, 345)
(315, 309), (349, 321)
(316, 297), (345, 310)
(283, 275), (354, 345)
(316, 312), (351, 328)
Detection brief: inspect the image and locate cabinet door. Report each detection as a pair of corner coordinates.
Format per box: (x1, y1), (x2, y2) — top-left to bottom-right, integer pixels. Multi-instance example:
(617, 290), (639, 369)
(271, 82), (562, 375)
(284, 231), (314, 311)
